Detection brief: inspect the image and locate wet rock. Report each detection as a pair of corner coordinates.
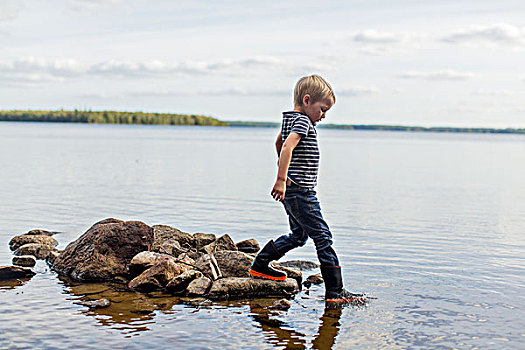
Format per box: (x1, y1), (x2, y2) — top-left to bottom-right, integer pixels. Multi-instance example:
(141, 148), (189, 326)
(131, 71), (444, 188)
(14, 243), (59, 260)
(235, 239), (260, 254)
(186, 276), (212, 296)
(127, 255), (193, 292)
(200, 234), (237, 255)
(25, 229), (57, 236)
(51, 218), (154, 282)
(0, 265), (36, 280)
(166, 270), (203, 294)
(46, 251), (61, 266)
(194, 254), (222, 280)
(268, 298), (291, 311)
(303, 273), (323, 288)
(214, 250), (254, 278)
(9, 234), (58, 251)
(207, 277), (299, 300)
(273, 264), (302, 286)
(151, 225), (194, 251)
(77, 298), (111, 308)
(129, 251), (166, 277)
(12, 256), (36, 267)
(278, 260), (319, 271)
(193, 232), (216, 250)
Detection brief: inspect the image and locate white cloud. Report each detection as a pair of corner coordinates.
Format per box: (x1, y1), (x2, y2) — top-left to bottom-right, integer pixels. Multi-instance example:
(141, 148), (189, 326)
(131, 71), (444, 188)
(0, 57), (83, 86)
(352, 30), (409, 44)
(441, 23), (525, 46)
(473, 89), (517, 96)
(398, 70), (479, 81)
(0, 1), (17, 21)
(337, 86), (378, 96)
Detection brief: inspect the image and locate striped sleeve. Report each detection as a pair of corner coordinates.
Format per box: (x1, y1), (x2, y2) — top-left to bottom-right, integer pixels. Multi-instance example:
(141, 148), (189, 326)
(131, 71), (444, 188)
(290, 115), (310, 137)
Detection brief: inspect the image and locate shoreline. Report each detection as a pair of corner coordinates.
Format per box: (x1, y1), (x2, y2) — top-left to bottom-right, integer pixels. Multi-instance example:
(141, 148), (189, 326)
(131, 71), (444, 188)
(1, 110), (524, 134)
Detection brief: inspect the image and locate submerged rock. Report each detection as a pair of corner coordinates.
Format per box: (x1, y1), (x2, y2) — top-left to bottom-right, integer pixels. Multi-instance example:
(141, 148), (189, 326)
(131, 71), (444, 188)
(12, 255), (36, 267)
(207, 277), (299, 300)
(25, 229), (57, 236)
(14, 243), (59, 260)
(235, 239), (260, 254)
(77, 298), (111, 308)
(9, 234), (58, 251)
(0, 265), (36, 280)
(268, 298), (291, 311)
(51, 218), (154, 282)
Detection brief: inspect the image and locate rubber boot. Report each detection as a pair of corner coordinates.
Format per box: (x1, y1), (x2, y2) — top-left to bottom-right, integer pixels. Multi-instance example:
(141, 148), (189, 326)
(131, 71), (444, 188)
(249, 240), (287, 281)
(320, 266), (364, 303)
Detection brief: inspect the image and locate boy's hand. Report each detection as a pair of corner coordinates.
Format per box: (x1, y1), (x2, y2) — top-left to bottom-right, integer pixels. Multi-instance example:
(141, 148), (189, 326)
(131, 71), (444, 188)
(271, 179), (286, 202)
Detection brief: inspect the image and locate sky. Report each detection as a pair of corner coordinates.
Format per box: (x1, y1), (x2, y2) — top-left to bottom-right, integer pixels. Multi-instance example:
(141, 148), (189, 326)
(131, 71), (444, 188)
(1, 0), (524, 127)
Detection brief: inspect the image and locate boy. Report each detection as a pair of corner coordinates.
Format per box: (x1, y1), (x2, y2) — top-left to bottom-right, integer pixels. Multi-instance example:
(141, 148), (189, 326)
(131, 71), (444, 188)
(249, 75), (362, 303)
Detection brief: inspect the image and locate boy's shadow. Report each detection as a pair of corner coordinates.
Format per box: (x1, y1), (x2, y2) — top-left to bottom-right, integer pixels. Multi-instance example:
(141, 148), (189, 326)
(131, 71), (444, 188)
(248, 300), (343, 350)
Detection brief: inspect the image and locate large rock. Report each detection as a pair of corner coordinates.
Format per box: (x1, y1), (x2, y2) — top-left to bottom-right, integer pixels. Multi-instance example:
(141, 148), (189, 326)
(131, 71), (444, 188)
(278, 260), (319, 271)
(151, 225), (194, 251)
(14, 243), (59, 260)
(200, 234), (237, 254)
(235, 239), (260, 253)
(127, 255), (193, 292)
(166, 270), (203, 294)
(9, 235), (58, 251)
(129, 251), (167, 277)
(0, 265), (36, 280)
(214, 250), (254, 278)
(194, 254), (222, 280)
(207, 277), (299, 300)
(51, 218), (154, 282)
(12, 256), (36, 267)
(193, 232), (216, 250)
(273, 264), (303, 286)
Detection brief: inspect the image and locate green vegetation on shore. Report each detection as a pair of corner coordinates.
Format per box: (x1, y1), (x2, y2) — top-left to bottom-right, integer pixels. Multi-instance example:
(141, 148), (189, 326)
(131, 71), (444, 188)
(1, 110), (524, 134)
(0, 110), (228, 126)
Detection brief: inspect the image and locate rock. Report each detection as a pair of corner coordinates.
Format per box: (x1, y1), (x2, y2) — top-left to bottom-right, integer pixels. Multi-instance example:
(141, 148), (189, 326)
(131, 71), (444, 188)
(166, 270), (203, 294)
(193, 232), (216, 250)
(128, 251), (166, 277)
(194, 254), (222, 280)
(186, 276), (212, 296)
(273, 264), (303, 287)
(0, 265), (36, 280)
(77, 298), (111, 308)
(25, 229), (56, 236)
(268, 298), (291, 311)
(207, 277), (299, 300)
(278, 260), (319, 271)
(127, 255), (193, 292)
(12, 256), (36, 267)
(151, 225), (194, 251)
(151, 239), (187, 257)
(200, 234), (237, 254)
(214, 250), (254, 278)
(46, 251), (61, 266)
(51, 218), (154, 282)
(235, 239), (260, 253)
(9, 235), (58, 251)
(303, 273), (324, 288)
(14, 243), (59, 260)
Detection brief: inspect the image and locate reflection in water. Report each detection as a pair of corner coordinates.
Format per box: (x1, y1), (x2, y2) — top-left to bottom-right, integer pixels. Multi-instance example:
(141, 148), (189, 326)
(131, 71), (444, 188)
(0, 277), (33, 290)
(249, 299), (348, 350)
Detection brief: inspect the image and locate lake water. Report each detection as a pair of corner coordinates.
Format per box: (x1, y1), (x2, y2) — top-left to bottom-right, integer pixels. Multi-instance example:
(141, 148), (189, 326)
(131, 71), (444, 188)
(0, 122), (524, 349)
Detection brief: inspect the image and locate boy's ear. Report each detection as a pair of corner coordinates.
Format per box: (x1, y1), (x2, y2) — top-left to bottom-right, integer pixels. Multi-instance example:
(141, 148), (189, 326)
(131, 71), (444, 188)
(302, 94), (310, 106)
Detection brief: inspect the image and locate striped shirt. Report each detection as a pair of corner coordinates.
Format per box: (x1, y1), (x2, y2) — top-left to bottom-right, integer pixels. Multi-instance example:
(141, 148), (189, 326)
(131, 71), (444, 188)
(281, 111), (319, 188)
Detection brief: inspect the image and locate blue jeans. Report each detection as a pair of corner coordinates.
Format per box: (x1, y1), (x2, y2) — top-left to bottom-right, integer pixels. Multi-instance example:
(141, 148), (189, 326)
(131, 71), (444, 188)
(272, 182), (340, 266)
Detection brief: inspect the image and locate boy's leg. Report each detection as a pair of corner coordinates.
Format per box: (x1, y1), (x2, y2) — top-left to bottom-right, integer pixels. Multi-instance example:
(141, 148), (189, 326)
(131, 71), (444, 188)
(272, 208), (309, 256)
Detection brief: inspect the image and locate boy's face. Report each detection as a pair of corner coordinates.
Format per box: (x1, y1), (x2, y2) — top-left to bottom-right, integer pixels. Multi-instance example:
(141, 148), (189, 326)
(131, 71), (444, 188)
(301, 95), (333, 125)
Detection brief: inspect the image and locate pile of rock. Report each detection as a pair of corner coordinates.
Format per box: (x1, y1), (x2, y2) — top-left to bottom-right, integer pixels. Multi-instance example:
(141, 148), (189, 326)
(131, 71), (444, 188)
(3, 218), (304, 301)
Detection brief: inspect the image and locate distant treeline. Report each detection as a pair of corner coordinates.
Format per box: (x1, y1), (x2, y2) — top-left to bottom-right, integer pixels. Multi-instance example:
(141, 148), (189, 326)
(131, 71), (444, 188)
(229, 121), (525, 134)
(0, 110), (228, 126)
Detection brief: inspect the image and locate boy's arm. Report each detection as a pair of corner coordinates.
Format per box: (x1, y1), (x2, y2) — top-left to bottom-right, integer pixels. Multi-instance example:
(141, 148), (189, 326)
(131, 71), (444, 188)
(271, 132), (301, 201)
(275, 132), (283, 157)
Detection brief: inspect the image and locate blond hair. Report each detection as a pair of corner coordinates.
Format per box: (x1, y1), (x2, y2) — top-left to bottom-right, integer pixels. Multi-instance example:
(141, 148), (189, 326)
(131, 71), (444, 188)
(293, 75), (336, 107)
